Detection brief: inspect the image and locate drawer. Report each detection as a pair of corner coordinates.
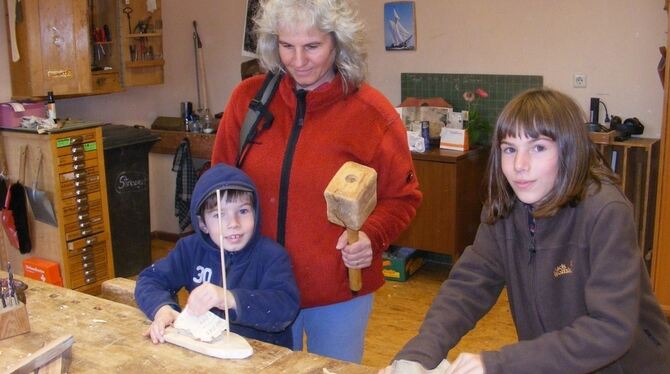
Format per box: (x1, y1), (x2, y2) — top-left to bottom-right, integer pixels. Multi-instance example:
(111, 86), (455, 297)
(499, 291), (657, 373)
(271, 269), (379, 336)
(63, 204), (103, 226)
(69, 252), (108, 289)
(61, 190), (101, 210)
(67, 232), (106, 255)
(60, 167), (101, 190)
(68, 244), (107, 270)
(56, 150), (97, 167)
(56, 157), (99, 174)
(64, 219), (105, 242)
(55, 133), (97, 157)
(63, 199), (102, 220)
(60, 181), (101, 200)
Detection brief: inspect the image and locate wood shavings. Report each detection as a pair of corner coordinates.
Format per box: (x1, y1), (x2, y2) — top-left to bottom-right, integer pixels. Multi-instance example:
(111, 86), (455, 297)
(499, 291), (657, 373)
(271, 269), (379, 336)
(322, 368), (337, 374)
(173, 306), (228, 342)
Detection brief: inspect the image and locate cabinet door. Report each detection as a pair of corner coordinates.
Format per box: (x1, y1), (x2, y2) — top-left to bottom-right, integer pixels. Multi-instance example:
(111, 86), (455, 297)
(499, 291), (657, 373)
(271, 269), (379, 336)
(9, 0), (92, 98)
(394, 158), (458, 255)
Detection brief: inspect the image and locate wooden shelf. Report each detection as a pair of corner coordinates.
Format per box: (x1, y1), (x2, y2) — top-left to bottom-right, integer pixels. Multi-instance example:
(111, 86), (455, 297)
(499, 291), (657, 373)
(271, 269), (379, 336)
(126, 32), (162, 38)
(149, 130), (214, 160)
(594, 137), (660, 269)
(124, 60), (165, 68)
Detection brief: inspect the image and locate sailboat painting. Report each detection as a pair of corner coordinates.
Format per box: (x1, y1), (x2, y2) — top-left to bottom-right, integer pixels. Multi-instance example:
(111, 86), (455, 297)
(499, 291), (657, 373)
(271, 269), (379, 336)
(384, 2), (416, 51)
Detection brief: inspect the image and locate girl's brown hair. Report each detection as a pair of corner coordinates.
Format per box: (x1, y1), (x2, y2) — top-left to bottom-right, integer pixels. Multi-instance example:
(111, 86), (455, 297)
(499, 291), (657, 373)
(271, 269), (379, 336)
(484, 88), (618, 223)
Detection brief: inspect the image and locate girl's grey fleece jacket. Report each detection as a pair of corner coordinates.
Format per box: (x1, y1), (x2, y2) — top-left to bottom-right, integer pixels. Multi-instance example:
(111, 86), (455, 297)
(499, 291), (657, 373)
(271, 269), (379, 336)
(395, 183), (670, 373)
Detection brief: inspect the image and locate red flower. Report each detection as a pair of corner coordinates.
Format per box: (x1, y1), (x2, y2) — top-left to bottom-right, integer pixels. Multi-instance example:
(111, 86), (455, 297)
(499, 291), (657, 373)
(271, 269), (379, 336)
(475, 88), (489, 98)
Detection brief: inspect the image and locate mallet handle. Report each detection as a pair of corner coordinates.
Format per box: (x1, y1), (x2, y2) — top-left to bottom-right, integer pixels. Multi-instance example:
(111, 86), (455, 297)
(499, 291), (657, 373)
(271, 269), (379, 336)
(346, 228), (362, 292)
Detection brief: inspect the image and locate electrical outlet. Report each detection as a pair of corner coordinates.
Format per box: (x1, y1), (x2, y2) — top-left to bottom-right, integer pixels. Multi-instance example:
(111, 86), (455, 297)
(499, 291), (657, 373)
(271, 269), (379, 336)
(573, 73), (587, 88)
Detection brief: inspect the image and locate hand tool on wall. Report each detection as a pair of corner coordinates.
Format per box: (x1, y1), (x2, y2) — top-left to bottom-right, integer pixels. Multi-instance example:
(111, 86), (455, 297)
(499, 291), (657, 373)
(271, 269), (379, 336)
(193, 21), (212, 129)
(324, 161), (378, 292)
(123, 3), (133, 34)
(26, 148), (57, 226)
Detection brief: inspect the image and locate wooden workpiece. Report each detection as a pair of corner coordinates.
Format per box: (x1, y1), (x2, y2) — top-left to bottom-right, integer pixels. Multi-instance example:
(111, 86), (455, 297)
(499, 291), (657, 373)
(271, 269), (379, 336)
(0, 273), (376, 373)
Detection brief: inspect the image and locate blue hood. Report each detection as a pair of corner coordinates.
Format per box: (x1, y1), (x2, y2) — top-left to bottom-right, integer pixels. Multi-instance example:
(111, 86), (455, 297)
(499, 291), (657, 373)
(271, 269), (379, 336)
(190, 163), (261, 252)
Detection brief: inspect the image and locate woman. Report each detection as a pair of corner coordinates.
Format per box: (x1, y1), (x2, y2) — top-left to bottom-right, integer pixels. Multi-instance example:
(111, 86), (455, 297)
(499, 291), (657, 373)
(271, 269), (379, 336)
(212, 0), (421, 363)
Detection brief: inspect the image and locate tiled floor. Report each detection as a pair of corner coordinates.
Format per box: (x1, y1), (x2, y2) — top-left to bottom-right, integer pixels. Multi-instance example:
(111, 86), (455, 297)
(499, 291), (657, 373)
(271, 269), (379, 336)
(150, 239), (517, 368)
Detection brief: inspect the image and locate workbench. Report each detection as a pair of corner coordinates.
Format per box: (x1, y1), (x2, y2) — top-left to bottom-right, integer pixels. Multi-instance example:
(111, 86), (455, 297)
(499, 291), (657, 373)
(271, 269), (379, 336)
(0, 274), (376, 373)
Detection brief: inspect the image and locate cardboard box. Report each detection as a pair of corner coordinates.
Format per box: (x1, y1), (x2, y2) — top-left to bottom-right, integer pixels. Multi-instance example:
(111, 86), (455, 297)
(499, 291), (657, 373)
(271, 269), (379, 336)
(0, 102), (46, 128)
(440, 127), (469, 151)
(382, 246), (424, 282)
(22, 257), (63, 286)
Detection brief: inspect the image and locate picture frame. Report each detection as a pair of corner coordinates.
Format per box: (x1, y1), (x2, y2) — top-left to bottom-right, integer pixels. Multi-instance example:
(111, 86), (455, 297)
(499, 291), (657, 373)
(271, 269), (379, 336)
(384, 1), (416, 51)
(242, 0), (260, 57)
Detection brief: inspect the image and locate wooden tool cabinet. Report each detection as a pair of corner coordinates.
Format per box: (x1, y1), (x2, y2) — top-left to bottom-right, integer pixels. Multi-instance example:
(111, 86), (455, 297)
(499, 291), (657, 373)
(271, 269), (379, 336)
(5, 0), (163, 99)
(0, 127), (114, 295)
(393, 147), (488, 260)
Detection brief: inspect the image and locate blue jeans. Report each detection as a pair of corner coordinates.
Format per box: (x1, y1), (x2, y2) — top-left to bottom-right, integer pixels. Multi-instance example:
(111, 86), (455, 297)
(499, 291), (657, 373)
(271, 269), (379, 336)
(291, 293), (374, 363)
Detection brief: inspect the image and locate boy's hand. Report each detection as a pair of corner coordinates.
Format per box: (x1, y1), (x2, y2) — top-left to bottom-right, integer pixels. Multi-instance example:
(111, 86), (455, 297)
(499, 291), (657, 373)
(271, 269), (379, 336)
(144, 305), (179, 344)
(187, 283), (236, 316)
(336, 230), (373, 269)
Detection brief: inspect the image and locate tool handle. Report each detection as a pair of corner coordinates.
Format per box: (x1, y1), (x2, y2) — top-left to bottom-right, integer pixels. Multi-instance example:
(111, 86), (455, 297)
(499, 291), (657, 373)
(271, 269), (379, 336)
(346, 228), (362, 292)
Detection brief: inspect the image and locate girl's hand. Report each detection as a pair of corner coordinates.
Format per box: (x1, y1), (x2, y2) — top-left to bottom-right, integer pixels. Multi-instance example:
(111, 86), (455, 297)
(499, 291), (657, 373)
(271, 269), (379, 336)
(336, 230), (373, 269)
(144, 305), (179, 344)
(187, 283), (236, 315)
(446, 353), (484, 374)
(378, 366), (393, 374)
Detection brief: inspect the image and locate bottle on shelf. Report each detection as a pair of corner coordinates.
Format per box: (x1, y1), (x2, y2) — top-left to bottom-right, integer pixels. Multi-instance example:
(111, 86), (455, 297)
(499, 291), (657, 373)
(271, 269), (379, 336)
(46, 91), (57, 122)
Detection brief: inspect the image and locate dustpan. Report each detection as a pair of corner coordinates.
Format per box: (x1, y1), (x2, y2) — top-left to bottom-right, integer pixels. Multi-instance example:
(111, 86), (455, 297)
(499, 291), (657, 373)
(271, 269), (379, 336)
(26, 149), (57, 226)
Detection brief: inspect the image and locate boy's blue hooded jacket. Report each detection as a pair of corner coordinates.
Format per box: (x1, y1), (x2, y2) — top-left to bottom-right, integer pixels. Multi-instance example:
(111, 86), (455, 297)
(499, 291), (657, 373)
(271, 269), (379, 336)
(135, 163), (300, 348)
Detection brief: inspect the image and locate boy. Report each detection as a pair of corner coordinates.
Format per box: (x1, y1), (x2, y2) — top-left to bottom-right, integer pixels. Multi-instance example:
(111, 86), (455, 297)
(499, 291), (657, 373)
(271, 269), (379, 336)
(135, 163), (300, 348)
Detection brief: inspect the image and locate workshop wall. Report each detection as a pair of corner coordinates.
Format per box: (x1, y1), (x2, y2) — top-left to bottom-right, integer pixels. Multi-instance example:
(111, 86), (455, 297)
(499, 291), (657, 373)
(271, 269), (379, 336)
(0, 0), (664, 234)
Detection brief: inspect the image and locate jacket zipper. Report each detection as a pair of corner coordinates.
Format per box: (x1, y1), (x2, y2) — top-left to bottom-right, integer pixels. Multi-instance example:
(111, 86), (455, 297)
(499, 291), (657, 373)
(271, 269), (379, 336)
(528, 229), (547, 331)
(276, 89), (307, 246)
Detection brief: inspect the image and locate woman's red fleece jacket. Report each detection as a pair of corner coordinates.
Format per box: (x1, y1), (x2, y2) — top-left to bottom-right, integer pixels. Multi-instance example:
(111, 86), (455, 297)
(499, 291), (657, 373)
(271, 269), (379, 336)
(212, 73), (422, 308)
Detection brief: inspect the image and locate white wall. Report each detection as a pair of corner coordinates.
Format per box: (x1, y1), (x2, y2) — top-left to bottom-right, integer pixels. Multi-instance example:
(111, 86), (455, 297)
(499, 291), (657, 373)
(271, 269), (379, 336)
(0, 0), (666, 234)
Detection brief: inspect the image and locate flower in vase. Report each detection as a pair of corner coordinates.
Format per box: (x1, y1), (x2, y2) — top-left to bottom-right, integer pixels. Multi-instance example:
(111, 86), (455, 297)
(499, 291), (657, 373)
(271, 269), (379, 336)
(462, 88), (491, 146)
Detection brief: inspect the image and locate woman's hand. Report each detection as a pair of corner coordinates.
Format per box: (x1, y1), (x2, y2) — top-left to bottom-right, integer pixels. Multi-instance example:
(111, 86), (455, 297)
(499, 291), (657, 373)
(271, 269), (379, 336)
(144, 305), (179, 344)
(187, 283), (236, 315)
(446, 353), (484, 374)
(336, 230), (373, 269)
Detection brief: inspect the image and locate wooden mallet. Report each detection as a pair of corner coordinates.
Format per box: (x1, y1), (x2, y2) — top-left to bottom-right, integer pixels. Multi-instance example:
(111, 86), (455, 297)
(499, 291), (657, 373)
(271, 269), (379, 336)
(324, 161), (377, 292)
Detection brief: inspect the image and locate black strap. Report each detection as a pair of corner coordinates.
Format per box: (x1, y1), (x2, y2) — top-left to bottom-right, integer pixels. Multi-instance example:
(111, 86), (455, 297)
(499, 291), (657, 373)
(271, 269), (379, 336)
(236, 71), (284, 167)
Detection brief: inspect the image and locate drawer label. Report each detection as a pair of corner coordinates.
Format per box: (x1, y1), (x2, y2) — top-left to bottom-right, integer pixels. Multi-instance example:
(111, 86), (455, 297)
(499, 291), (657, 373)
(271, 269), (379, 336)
(56, 139), (98, 151)
(84, 142), (97, 152)
(56, 138), (72, 148)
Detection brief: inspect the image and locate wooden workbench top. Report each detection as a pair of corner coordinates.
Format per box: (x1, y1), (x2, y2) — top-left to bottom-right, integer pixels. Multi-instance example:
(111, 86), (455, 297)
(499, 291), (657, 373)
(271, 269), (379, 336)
(0, 274), (376, 373)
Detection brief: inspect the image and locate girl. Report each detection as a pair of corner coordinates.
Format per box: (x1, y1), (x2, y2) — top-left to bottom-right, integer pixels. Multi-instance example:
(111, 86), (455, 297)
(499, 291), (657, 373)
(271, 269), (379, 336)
(383, 88), (670, 373)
